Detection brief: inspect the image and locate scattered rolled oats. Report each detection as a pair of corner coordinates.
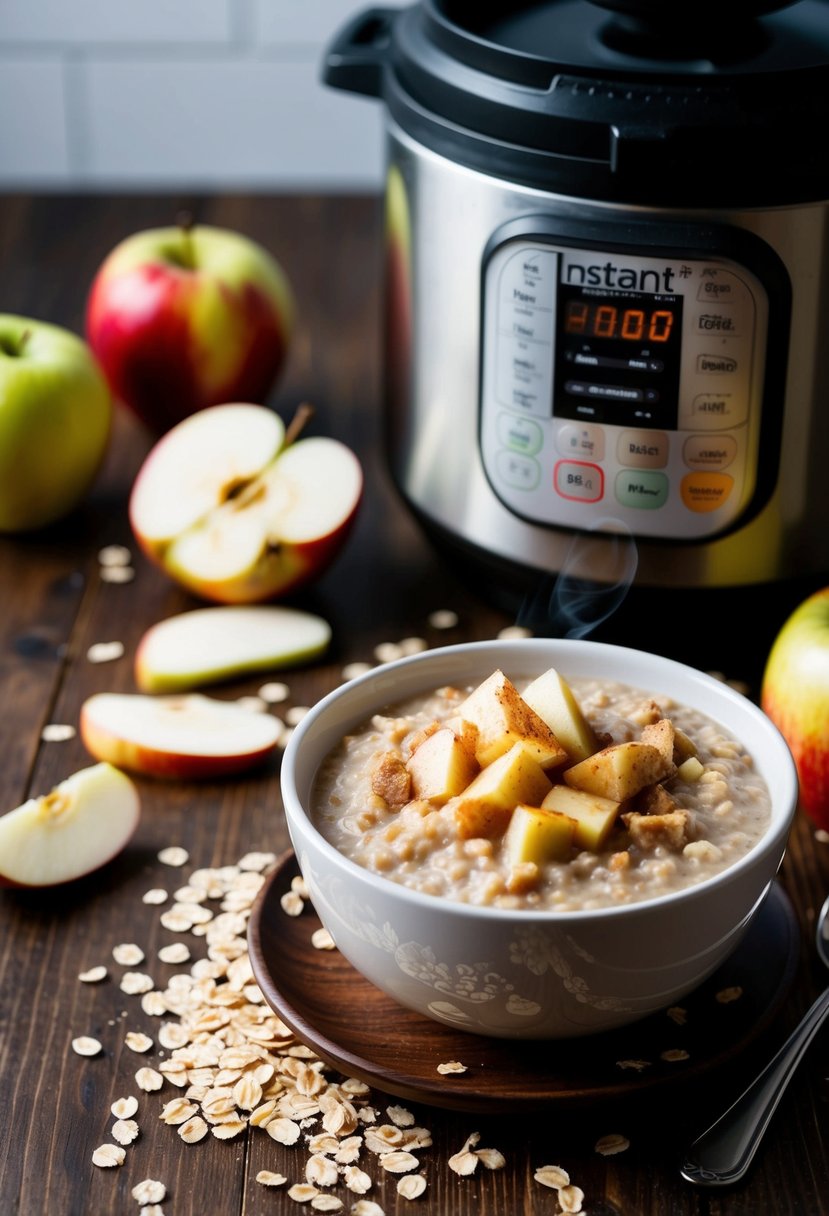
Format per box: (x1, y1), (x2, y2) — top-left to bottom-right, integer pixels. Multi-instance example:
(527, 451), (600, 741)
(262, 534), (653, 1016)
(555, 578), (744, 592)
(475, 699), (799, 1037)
(559, 1184), (585, 1213)
(379, 1151), (419, 1174)
(281, 890), (305, 917)
(178, 1115), (208, 1143)
(212, 1119), (246, 1139)
(311, 1199), (343, 1213)
(399, 637), (428, 655)
(256, 1171), (288, 1187)
(449, 1133), (480, 1176)
(286, 705), (311, 726)
(428, 609), (458, 629)
(258, 681), (290, 703)
(98, 544), (132, 566)
(142, 888), (168, 905)
(136, 1067), (164, 1092)
(100, 565), (135, 584)
(238, 851), (277, 872)
(159, 1098), (197, 1125)
(131, 1179), (166, 1205)
(616, 1059), (651, 1071)
(125, 1031), (153, 1053)
(534, 1164), (570, 1189)
(266, 1117), (302, 1145)
(306, 1154), (339, 1187)
(111, 1119), (139, 1146)
(716, 986), (744, 1004)
(120, 972), (154, 995)
(92, 1144), (125, 1168)
(41, 723), (76, 742)
(497, 624), (532, 639)
(158, 846), (189, 867)
(595, 1133), (630, 1156)
(386, 1105), (414, 1128)
(158, 943), (191, 965)
(113, 942), (145, 965)
(142, 1206), (164, 1216)
(341, 662), (373, 681)
(397, 1175), (427, 1200)
(72, 1036), (102, 1057)
(476, 1148), (506, 1170)
(815, 829), (829, 844)
(78, 965), (108, 983)
(436, 1060), (466, 1075)
(667, 1006), (687, 1025)
(288, 1183), (320, 1203)
(111, 1096), (138, 1119)
(141, 991), (167, 1016)
(351, 1203), (385, 1216)
(661, 1049), (690, 1063)
(374, 642), (403, 663)
(343, 1166), (372, 1194)
(87, 641), (125, 663)
(311, 927), (336, 951)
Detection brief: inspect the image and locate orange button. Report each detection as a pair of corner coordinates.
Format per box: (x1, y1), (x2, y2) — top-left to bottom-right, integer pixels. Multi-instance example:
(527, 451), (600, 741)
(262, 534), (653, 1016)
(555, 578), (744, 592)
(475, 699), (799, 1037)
(680, 472), (734, 513)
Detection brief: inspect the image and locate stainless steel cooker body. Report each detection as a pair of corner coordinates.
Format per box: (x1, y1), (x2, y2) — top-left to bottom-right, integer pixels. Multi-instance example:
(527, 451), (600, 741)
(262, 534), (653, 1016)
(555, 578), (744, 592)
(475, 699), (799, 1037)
(385, 124), (829, 590)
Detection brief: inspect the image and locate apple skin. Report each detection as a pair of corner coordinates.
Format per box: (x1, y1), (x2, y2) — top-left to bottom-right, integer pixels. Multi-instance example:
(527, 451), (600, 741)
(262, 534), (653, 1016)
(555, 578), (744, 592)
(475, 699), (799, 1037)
(86, 224), (294, 434)
(0, 314), (111, 532)
(761, 587), (829, 827)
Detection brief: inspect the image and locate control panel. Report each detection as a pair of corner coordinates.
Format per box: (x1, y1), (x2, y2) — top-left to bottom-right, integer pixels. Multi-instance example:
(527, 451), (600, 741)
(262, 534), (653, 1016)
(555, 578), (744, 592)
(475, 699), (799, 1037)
(480, 232), (771, 541)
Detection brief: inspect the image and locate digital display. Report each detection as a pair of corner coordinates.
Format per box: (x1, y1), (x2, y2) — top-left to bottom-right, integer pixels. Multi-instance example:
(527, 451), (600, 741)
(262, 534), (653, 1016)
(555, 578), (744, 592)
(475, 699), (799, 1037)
(554, 282), (684, 429)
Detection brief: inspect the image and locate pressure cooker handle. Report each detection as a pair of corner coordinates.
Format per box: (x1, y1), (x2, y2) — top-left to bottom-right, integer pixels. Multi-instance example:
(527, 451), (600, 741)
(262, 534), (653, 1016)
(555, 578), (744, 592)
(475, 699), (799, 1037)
(322, 8), (396, 99)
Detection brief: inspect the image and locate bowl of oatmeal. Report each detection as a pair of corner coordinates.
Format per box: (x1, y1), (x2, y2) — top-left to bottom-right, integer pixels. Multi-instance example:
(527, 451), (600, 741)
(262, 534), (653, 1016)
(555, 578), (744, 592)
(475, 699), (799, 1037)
(280, 639), (797, 1039)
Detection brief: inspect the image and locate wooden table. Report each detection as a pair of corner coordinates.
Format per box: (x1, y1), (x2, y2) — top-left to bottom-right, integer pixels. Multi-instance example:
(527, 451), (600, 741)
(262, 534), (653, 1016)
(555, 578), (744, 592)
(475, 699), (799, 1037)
(1, 194), (827, 1216)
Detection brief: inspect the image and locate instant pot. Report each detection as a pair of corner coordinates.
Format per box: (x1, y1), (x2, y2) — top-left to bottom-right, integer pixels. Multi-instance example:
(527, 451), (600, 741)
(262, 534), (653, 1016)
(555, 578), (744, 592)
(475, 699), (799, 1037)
(324, 0), (829, 668)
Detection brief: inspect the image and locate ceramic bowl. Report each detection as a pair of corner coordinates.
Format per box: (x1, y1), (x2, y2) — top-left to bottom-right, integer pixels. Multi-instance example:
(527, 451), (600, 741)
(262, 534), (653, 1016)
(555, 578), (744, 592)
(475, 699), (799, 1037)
(280, 639), (797, 1039)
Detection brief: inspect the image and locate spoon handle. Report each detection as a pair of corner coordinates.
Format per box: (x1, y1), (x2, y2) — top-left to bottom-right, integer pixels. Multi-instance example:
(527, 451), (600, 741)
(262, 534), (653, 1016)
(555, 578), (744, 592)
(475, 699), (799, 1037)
(681, 986), (829, 1186)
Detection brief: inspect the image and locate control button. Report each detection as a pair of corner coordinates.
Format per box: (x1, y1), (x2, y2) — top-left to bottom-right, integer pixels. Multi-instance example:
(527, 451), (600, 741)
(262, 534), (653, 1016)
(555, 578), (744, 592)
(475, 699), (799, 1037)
(695, 312), (738, 336)
(616, 429), (668, 469)
(556, 422), (605, 461)
(680, 472), (734, 512)
(554, 459), (603, 503)
(696, 269), (749, 306)
(565, 380), (643, 402)
(683, 434), (738, 471)
(497, 412), (543, 456)
(697, 353), (738, 374)
(615, 470), (669, 510)
(496, 449), (541, 491)
(689, 393), (748, 429)
(499, 248), (557, 313)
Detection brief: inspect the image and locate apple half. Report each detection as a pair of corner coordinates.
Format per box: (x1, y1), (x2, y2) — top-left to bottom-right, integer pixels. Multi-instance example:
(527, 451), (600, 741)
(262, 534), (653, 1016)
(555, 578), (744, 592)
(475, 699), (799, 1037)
(0, 763), (139, 888)
(129, 402), (363, 603)
(135, 604), (331, 693)
(80, 692), (283, 779)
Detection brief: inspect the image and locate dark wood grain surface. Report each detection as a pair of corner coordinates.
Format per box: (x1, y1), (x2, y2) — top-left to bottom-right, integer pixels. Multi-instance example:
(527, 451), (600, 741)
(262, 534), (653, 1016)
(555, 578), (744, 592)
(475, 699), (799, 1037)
(1, 193), (828, 1216)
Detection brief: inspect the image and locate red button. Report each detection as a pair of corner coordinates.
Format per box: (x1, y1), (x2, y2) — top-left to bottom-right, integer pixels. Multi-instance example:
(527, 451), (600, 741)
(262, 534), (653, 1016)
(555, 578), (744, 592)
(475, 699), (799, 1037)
(554, 460), (604, 503)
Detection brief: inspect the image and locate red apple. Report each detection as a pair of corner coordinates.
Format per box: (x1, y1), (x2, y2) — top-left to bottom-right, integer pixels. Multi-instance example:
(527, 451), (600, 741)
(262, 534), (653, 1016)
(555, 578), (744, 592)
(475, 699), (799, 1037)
(761, 587), (829, 828)
(85, 221), (294, 433)
(129, 402), (362, 603)
(80, 692), (283, 779)
(0, 763), (139, 888)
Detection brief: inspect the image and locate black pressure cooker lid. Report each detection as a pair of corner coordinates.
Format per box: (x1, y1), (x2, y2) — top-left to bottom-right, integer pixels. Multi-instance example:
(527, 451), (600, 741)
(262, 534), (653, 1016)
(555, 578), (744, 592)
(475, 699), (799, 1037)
(324, 0), (829, 204)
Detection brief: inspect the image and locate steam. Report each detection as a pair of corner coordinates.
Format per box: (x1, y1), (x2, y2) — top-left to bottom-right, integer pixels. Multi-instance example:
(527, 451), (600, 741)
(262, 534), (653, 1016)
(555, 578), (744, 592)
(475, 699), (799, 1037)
(518, 519), (638, 640)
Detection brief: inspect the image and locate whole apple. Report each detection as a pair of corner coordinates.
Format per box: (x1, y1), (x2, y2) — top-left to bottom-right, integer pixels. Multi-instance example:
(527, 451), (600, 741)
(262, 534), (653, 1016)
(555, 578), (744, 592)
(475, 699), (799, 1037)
(86, 222), (294, 434)
(761, 586), (829, 828)
(0, 314), (111, 532)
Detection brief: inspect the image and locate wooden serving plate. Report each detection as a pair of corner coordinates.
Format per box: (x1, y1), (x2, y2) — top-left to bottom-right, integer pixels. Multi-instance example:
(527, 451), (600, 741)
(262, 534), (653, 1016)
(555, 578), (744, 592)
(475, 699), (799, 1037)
(248, 852), (798, 1115)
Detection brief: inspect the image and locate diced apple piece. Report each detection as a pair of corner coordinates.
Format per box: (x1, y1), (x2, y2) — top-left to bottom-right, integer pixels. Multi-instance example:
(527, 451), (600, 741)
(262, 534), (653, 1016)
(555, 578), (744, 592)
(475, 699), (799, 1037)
(563, 741), (673, 801)
(521, 667), (598, 762)
(503, 803), (576, 866)
(80, 692), (282, 779)
(451, 743), (553, 839)
(673, 728), (698, 763)
(677, 755), (705, 782)
(456, 670), (568, 770)
(625, 809), (693, 852)
(541, 784), (621, 850)
(640, 719), (675, 766)
(0, 763), (139, 888)
(406, 728), (479, 805)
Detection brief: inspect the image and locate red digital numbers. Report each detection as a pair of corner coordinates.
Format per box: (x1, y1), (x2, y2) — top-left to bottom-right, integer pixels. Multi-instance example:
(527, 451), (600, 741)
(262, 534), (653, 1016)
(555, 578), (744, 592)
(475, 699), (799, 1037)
(564, 301), (674, 342)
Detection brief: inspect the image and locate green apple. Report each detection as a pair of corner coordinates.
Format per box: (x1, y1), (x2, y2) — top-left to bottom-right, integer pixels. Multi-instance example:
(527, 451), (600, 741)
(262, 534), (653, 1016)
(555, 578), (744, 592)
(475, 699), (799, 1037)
(761, 587), (829, 828)
(0, 315), (111, 531)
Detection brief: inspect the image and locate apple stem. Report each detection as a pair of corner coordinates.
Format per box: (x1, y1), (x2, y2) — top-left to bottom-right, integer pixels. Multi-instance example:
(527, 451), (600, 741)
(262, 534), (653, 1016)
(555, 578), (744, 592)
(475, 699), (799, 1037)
(284, 402), (315, 448)
(0, 328), (31, 357)
(176, 209), (196, 270)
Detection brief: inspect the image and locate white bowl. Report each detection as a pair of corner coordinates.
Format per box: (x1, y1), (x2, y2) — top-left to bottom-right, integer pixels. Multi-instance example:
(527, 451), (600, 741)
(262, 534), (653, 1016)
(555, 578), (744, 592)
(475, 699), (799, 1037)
(280, 639), (797, 1039)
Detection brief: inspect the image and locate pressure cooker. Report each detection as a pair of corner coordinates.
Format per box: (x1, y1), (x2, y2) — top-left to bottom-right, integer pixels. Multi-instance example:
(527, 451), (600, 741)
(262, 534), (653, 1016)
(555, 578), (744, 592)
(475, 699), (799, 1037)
(324, 0), (829, 658)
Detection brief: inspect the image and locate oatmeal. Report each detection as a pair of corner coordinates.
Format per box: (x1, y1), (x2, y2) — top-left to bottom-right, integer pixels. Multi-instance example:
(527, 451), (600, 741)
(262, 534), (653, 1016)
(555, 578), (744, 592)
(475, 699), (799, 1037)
(311, 668), (771, 911)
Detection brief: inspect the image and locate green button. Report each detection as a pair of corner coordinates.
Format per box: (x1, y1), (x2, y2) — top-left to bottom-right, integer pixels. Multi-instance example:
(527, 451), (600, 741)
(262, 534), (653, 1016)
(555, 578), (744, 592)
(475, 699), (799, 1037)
(615, 469), (669, 509)
(497, 412), (543, 456)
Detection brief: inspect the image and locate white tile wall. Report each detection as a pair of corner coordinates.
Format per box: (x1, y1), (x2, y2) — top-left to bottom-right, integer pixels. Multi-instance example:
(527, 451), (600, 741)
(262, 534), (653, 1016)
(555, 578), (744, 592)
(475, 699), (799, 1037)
(0, 0), (405, 188)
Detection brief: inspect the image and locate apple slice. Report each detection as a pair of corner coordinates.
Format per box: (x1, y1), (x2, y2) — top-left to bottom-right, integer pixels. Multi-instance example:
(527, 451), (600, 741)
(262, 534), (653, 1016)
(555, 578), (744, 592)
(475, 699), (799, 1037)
(129, 402), (363, 603)
(0, 763), (139, 888)
(80, 693), (282, 779)
(135, 604), (331, 694)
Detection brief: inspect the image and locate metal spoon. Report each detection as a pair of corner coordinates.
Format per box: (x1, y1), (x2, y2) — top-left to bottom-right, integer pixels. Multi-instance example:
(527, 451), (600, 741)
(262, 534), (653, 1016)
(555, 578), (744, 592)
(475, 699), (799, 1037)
(681, 891), (829, 1187)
